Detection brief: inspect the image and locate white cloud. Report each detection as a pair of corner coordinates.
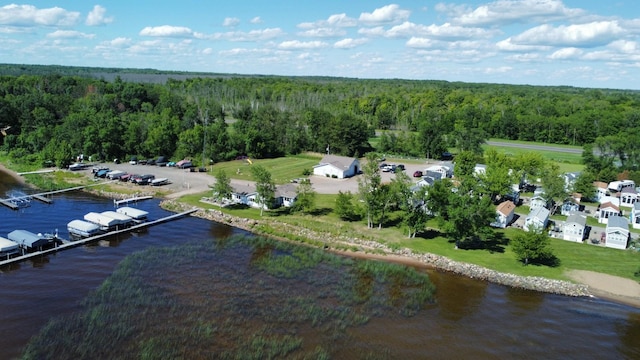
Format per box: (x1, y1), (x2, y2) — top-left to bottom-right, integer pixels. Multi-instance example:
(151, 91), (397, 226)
(386, 21), (495, 40)
(85, 5), (113, 26)
(47, 30), (94, 39)
(199, 28), (284, 41)
(298, 13), (357, 29)
(484, 66), (512, 74)
(406, 37), (437, 48)
(511, 21), (625, 47)
(107, 37), (132, 47)
(223, 17), (240, 27)
(0, 4), (80, 27)
(298, 27), (346, 38)
(334, 38), (368, 49)
(278, 40), (328, 50)
(140, 25), (193, 37)
(548, 47), (583, 59)
(219, 48), (272, 56)
(607, 40), (638, 54)
(496, 38), (550, 52)
(449, 0), (586, 26)
(359, 4), (410, 26)
(358, 26), (386, 37)
(250, 17), (262, 24)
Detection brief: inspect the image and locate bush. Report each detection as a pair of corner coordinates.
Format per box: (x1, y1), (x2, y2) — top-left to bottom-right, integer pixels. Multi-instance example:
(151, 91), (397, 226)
(331, 174), (338, 178)
(302, 168), (312, 176)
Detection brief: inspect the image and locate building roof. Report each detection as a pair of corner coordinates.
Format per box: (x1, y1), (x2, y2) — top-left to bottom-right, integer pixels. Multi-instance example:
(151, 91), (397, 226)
(600, 201), (620, 211)
(275, 183), (298, 199)
(496, 200), (516, 216)
(593, 181), (608, 190)
(315, 155), (357, 170)
(621, 186), (637, 195)
(565, 213), (587, 227)
(607, 215), (628, 230)
(528, 206), (550, 221)
(231, 183), (257, 195)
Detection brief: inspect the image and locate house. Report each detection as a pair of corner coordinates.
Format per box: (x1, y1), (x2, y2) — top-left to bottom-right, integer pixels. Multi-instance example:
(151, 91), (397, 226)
(491, 200), (516, 228)
(424, 164), (453, 179)
(593, 181), (609, 201)
(313, 155), (360, 179)
(563, 172), (581, 192)
(629, 202), (640, 229)
(608, 180), (635, 193)
(274, 183), (298, 208)
(417, 176), (437, 187)
(619, 186), (638, 206)
(524, 207), (550, 232)
(529, 188), (549, 211)
(474, 164), (487, 177)
(562, 213), (587, 242)
(605, 216), (629, 250)
(424, 170), (443, 181)
(597, 200), (622, 224)
(560, 199), (580, 216)
(231, 183), (258, 207)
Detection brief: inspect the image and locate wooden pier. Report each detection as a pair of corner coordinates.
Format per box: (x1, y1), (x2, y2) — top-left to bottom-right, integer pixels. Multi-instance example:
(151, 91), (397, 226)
(0, 208), (198, 267)
(0, 182), (118, 210)
(115, 195), (153, 206)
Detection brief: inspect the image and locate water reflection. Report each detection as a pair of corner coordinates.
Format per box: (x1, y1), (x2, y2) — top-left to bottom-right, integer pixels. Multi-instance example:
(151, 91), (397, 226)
(429, 270), (487, 321)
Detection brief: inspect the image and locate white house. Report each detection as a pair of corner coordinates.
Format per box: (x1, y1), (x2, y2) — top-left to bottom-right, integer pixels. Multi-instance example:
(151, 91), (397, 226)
(560, 199), (580, 216)
(491, 200), (516, 228)
(231, 183), (298, 209)
(231, 183), (260, 208)
(473, 164), (487, 177)
(605, 216), (629, 250)
(620, 187), (638, 207)
(524, 207), (550, 232)
(313, 155), (360, 179)
(593, 181), (609, 201)
(274, 183), (298, 208)
(608, 180), (635, 193)
(598, 200), (622, 224)
(529, 188), (549, 211)
(629, 202), (640, 229)
(563, 213), (587, 243)
(424, 164), (453, 179)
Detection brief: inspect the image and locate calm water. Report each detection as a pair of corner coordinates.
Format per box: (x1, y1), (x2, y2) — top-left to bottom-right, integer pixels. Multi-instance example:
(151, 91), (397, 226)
(1, 171), (640, 359)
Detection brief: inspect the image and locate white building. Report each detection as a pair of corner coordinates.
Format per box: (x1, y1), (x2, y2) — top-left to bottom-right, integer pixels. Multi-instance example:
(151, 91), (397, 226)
(605, 216), (629, 250)
(313, 155), (360, 179)
(524, 207), (550, 232)
(562, 213), (587, 243)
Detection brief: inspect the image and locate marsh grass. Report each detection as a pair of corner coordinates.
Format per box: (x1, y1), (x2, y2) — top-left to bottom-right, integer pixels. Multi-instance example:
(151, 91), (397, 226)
(22, 235), (435, 359)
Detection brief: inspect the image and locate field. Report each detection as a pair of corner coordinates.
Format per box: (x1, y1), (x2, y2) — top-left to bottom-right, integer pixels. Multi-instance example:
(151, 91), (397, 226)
(208, 153), (323, 184)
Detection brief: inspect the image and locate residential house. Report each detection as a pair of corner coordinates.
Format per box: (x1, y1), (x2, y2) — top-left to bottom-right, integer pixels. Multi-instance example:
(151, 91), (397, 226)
(491, 200), (516, 228)
(529, 188), (549, 211)
(619, 186), (638, 207)
(605, 216), (630, 250)
(608, 180), (635, 193)
(417, 176), (437, 187)
(313, 155), (360, 179)
(424, 170), (443, 181)
(560, 199), (580, 216)
(593, 181), (609, 201)
(424, 164), (453, 179)
(598, 199), (622, 224)
(274, 183), (298, 208)
(231, 183), (259, 208)
(473, 164), (487, 177)
(524, 207), (550, 232)
(562, 213), (587, 243)
(629, 202), (640, 229)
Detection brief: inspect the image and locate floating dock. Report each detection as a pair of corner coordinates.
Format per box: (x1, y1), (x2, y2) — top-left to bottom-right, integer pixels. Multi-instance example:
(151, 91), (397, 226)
(0, 208), (197, 267)
(115, 195), (153, 206)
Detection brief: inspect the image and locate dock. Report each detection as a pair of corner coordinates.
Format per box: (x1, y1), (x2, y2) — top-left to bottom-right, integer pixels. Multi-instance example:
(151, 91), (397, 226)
(115, 195), (153, 206)
(0, 208), (198, 267)
(0, 199), (19, 210)
(0, 181), (118, 210)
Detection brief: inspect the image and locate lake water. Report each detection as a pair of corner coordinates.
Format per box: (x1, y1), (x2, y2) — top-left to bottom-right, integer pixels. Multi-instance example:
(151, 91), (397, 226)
(1, 170), (640, 359)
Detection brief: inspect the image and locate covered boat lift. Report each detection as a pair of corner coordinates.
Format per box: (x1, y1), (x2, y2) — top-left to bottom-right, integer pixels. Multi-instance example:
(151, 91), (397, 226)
(0, 236), (19, 259)
(67, 219), (102, 238)
(116, 206), (149, 222)
(101, 211), (134, 227)
(7, 230), (56, 252)
(84, 212), (123, 231)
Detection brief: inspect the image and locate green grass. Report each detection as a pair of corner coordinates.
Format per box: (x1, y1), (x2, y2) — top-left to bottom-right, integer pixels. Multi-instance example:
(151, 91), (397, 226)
(484, 138), (584, 172)
(206, 154), (322, 184)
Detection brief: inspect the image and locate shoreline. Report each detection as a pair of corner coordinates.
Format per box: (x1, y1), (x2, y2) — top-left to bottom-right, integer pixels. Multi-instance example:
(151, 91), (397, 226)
(2, 163), (639, 309)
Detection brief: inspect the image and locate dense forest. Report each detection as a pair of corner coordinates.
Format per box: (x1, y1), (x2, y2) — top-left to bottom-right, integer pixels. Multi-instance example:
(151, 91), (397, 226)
(0, 64), (639, 183)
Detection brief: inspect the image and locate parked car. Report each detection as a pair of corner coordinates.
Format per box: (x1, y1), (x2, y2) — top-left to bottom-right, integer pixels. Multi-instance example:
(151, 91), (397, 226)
(129, 156), (138, 165)
(166, 161), (176, 167)
(132, 174), (155, 185)
(397, 164), (405, 171)
(146, 159), (156, 166)
(177, 160), (193, 169)
(413, 170), (423, 178)
(156, 156), (168, 167)
(95, 169), (111, 178)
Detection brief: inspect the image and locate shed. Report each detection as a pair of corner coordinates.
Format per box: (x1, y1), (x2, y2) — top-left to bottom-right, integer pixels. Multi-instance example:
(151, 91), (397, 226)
(7, 230), (52, 250)
(116, 206), (149, 221)
(67, 220), (102, 238)
(491, 200), (515, 228)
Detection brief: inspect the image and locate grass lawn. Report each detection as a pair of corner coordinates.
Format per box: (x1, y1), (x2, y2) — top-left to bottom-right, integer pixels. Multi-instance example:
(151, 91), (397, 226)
(206, 153), (323, 184)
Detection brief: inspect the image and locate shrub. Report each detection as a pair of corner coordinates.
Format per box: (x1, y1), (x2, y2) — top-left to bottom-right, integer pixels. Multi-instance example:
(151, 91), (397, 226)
(302, 168), (312, 176)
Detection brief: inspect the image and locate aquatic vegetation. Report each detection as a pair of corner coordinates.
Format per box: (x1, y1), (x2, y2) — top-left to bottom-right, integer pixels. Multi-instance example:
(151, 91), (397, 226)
(22, 235), (435, 359)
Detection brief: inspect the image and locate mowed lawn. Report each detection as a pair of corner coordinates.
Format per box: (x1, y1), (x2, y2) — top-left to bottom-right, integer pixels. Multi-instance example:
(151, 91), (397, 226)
(208, 153), (323, 184)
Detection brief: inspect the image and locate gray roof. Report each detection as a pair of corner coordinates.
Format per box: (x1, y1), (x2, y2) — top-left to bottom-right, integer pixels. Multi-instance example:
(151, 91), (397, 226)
(275, 183), (298, 199)
(566, 213), (587, 227)
(528, 206), (550, 221)
(607, 215), (628, 230)
(317, 155), (357, 170)
(231, 183), (257, 195)
(7, 230), (51, 248)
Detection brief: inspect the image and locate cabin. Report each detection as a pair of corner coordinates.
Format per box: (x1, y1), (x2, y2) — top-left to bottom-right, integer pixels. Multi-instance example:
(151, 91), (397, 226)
(597, 201), (622, 224)
(529, 188), (549, 211)
(630, 202), (640, 229)
(425, 164), (453, 179)
(0, 236), (20, 258)
(491, 200), (516, 228)
(67, 219), (102, 238)
(562, 213), (587, 243)
(605, 216), (629, 250)
(473, 164), (487, 177)
(313, 155), (360, 179)
(7, 230), (54, 251)
(524, 207), (550, 232)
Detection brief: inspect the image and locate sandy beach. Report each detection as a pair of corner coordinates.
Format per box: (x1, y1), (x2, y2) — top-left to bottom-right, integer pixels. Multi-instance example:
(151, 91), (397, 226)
(2, 161), (640, 308)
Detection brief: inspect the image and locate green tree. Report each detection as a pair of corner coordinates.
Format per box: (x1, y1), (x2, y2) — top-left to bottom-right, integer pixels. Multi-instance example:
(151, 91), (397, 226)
(541, 163), (567, 215)
(211, 169), (233, 203)
(572, 171), (596, 200)
(453, 151), (477, 180)
(481, 149), (513, 202)
(292, 179), (316, 213)
(511, 227), (555, 265)
(335, 190), (358, 221)
(250, 165), (275, 216)
(358, 152), (382, 228)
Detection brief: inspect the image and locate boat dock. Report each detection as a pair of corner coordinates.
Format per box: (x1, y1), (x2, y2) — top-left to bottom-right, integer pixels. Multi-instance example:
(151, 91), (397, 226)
(0, 182), (117, 210)
(115, 195), (153, 206)
(0, 208), (198, 267)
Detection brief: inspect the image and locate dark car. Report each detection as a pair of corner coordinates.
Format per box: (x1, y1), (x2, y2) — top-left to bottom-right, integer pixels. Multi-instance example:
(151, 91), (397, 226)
(133, 174), (155, 185)
(156, 156), (169, 167)
(178, 161), (193, 169)
(146, 159), (156, 166)
(413, 170), (423, 178)
(397, 164), (405, 171)
(95, 169), (110, 178)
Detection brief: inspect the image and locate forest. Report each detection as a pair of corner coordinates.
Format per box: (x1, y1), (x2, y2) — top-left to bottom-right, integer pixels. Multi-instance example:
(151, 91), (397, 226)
(0, 64), (639, 185)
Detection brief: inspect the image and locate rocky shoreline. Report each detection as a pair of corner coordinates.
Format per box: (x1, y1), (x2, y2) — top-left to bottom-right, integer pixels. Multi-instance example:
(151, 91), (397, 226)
(160, 199), (592, 298)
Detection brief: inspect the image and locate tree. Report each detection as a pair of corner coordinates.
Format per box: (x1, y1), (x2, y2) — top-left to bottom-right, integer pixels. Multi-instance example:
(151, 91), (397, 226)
(453, 151), (477, 180)
(250, 165), (275, 216)
(572, 171), (596, 200)
(358, 153), (382, 228)
(511, 227), (554, 265)
(292, 179), (316, 213)
(211, 169), (233, 203)
(481, 149), (514, 202)
(541, 163), (567, 215)
(443, 192), (495, 248)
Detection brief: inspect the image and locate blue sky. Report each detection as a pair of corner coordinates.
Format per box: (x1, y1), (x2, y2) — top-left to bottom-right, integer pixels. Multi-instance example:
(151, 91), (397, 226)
(1, 1), (639, 89)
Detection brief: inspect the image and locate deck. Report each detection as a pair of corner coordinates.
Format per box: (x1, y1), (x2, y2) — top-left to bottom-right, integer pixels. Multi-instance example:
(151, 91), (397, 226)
(0, 208), (197, 267)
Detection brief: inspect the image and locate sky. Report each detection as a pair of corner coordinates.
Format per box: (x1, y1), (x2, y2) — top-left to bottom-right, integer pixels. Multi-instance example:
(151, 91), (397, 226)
(0, 1), (639, 90)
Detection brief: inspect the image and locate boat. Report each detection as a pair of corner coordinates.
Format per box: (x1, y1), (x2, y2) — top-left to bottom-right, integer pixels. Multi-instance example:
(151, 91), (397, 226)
(0, 236), (19, 258)
(67, 219), (102, 238)
(150, 177), (169, 186)
(115, 206), (149, 222)
(106, 170), (126, 180)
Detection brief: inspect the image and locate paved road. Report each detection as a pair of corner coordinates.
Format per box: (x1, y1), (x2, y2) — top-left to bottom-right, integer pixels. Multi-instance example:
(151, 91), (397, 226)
(486, 141), (583, 154)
